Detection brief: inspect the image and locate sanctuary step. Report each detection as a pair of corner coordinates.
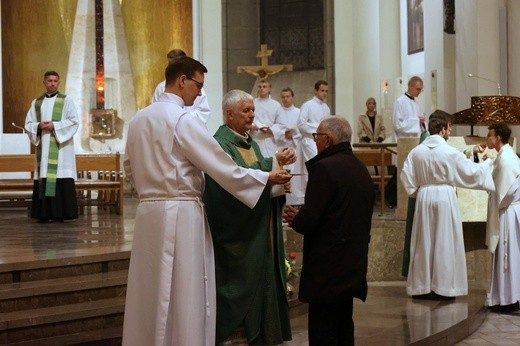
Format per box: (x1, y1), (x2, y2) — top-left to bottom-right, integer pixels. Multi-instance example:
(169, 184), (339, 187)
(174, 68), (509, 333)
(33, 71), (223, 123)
(0, 253), (129, 345)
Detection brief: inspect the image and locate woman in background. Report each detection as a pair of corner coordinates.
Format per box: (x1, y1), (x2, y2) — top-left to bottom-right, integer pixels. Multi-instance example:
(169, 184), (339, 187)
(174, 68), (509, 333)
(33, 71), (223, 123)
(357, 97), (385, 143)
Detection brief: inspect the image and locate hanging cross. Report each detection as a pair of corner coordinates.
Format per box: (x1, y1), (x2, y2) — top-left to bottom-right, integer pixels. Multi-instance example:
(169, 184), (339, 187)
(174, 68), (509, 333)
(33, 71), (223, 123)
(237, 44), (293, 79)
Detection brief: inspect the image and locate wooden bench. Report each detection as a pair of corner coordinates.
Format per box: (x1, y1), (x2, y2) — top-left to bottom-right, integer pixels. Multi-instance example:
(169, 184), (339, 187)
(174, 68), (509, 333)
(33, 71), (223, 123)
(0, 153), (124, 214)
(353, 143), (397, 214)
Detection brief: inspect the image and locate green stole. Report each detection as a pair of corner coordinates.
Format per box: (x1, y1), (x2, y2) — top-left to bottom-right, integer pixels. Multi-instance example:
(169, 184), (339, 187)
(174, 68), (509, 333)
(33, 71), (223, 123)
(35, 93), (66, 198)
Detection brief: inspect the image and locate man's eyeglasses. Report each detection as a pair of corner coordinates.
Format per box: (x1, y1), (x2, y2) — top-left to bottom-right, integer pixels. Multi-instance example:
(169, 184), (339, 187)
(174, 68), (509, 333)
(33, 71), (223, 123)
(312, 132), (328, 140)
(187, 76), (204, 90)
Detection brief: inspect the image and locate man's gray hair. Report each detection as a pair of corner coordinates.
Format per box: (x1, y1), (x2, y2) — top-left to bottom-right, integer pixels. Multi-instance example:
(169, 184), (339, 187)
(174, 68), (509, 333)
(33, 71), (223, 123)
(222, 90), (254, 123)
(320, 116), (352, 144)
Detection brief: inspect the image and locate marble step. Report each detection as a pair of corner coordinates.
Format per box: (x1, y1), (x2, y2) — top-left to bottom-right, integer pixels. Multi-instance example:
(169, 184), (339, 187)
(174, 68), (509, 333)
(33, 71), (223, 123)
(0, 253), (130, 285)
(0, 270), (128, 313)
(0, 296), (125, 344)
(0, 269), (128, 300)
(2, 325), (122, 345)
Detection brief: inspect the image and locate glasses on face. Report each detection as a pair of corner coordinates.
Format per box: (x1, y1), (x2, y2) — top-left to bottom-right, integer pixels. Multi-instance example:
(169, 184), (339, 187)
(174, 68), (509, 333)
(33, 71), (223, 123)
(312, 132), (328, 140)
(187, 76), (204, 90)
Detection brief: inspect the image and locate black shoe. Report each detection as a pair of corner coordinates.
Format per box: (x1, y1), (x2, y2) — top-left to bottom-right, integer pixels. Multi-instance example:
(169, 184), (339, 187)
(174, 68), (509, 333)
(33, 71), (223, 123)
(432, 293), (456, 301)
(488, 301), (520, 313)
(412, 292), (437, 300)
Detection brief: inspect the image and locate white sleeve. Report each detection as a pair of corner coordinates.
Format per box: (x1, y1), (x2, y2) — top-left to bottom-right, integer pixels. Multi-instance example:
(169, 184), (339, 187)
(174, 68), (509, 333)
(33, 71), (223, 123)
(175, 114), (269, 208)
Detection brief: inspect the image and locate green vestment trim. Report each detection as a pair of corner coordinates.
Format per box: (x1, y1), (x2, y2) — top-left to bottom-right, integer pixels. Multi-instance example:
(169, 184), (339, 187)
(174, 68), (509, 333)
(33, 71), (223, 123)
(35, 93), (66, 198)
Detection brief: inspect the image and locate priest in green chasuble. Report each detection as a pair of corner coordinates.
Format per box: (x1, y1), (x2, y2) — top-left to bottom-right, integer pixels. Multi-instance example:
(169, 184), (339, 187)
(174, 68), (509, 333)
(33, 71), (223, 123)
(204, 89), (295, 345)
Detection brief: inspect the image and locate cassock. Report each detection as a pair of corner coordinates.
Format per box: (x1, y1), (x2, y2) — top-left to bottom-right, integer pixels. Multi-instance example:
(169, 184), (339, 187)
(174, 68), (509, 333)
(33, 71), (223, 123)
(151, 81), (211, 123)
(271, 105), (304, 205)
(251, 96), (282, 158)
(203, 125), (291, 344)
(293, 97), (330, 205)
(24, 93), (79, 220)
(122, 93), (269, 346)
(401, 135), (494, 297)
(486, 144), (520, 306)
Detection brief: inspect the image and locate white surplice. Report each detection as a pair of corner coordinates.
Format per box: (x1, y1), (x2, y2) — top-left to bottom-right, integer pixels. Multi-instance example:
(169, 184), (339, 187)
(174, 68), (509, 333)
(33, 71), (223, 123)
(291, 97), (330, 205)
(122, 93), (268, 346)
(296, 96), (330, 163)
(392, 94), (423, 142)
(486, 144), (520, 306)
(24, 94), (79, 179)
(271, 105), (304, 204)
(401, 135), (494, 297)
(251, 96), (282, 158)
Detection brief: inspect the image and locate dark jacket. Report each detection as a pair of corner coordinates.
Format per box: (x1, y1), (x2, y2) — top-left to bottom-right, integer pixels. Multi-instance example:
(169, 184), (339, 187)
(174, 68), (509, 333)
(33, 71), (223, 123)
(292, 141), (374, 303)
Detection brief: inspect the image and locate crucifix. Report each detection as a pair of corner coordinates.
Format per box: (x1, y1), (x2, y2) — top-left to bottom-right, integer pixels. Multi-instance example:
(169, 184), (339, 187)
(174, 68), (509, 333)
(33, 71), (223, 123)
(237, 44), (293, 78)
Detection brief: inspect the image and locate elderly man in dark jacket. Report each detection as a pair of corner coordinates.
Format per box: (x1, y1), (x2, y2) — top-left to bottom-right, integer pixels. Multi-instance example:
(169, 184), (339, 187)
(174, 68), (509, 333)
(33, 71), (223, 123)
(284, 116), (374, 345)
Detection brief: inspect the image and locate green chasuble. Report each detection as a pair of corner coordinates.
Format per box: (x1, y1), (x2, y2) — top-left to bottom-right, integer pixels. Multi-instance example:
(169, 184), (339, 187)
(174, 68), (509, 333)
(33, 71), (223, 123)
(204, 125), (291, 344)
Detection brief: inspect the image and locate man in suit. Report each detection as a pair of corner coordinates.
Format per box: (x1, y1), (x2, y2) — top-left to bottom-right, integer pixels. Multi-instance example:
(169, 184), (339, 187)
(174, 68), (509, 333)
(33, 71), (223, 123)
(283, 116), (374, 345)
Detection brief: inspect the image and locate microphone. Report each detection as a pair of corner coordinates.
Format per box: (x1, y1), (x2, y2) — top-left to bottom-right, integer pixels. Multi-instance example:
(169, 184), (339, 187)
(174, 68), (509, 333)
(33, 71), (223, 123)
(11, 122), (26, 134)
(467, 73), (502, 96)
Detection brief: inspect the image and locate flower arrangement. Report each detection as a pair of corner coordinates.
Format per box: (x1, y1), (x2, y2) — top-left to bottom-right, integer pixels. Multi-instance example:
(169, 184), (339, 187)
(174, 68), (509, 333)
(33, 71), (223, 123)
(285, 252), (300, 280)
(285, 252), (301, 296)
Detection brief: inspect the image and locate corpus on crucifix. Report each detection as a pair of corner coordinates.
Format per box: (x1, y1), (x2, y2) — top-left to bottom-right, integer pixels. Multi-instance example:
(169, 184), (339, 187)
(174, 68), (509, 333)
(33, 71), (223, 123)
(237, 44), (293, 78)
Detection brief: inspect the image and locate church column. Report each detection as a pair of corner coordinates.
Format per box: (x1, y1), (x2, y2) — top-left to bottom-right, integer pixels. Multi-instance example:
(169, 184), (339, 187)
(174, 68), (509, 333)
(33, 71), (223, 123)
(423, 0), (455, 115)
(508, 1), (520, 97)
(0, 1), (3, 133)
(196, 0), (224, 135)
(333, 0), (353, 123)
(455, 0), (501, 137)
(378, 0), (401, 131)
(352, 0), (380, 126)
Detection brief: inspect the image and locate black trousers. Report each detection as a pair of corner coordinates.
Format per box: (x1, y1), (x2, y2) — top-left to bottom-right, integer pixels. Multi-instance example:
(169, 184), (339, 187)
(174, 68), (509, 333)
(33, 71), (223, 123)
(308, 299), (354, 346)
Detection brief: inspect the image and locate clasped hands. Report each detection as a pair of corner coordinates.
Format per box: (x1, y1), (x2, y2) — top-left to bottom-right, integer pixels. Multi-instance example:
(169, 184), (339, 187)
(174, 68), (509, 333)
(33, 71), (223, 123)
(39, 121), (54, 131)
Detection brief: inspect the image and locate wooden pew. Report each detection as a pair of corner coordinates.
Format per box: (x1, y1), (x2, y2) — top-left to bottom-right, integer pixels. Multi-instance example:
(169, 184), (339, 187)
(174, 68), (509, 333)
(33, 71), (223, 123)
(353, 143), (397, 214)
(0, 153), (124, 214)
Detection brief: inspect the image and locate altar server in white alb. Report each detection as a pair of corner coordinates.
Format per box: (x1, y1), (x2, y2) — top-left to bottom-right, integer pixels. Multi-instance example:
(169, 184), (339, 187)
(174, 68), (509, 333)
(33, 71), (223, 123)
(293, 80), (330, 204)
(122, 57), (291, 346)
(272, 87), (303, 204)
(297, 80), (330, 163)
(401, 112), (494, 300)
(151, 48), (211, 123)
(251, 78), (283, 158)
(484, 123), (520, 313)
(392, 76), (426, 141)
(24, 70), (79, 222)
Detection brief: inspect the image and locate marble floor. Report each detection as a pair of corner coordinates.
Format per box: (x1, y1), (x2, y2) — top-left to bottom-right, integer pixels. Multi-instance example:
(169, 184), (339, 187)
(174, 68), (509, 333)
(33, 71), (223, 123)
(0, 197), (518, 345)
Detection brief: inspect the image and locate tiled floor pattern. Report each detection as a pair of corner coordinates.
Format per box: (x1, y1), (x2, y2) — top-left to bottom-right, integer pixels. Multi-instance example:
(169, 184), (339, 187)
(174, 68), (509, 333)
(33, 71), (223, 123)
(455, 312), (520, 346)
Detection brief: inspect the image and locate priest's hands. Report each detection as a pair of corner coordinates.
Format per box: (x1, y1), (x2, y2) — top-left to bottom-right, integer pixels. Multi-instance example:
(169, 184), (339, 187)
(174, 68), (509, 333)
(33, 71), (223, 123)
(275, 147), (296, 166)
(268, 170), (292, 185)
(473, 143), (487, 154)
